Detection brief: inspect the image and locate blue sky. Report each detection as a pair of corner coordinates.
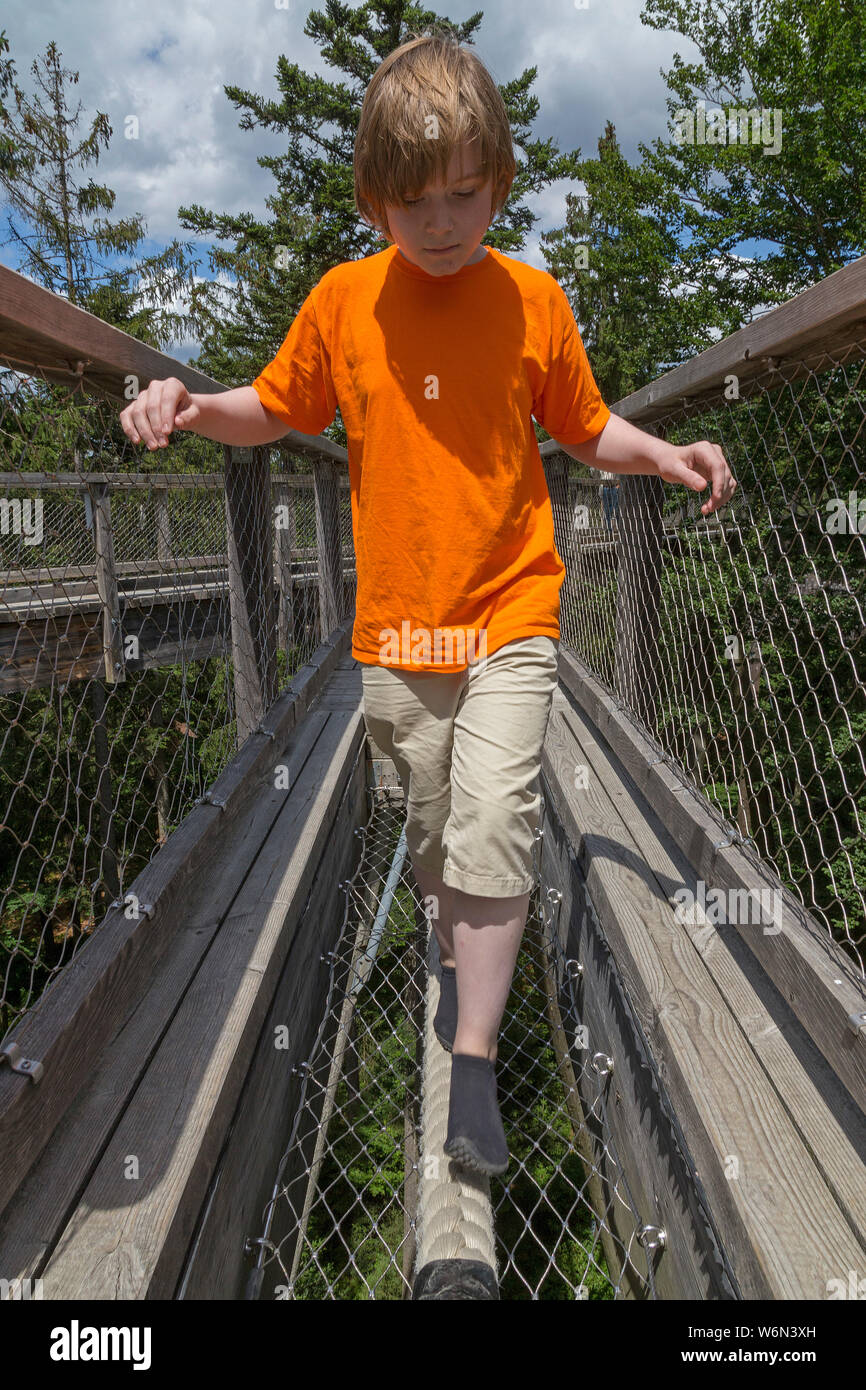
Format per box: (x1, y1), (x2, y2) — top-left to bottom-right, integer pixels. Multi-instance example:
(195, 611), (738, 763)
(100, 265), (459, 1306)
(0, 0), (770, 359)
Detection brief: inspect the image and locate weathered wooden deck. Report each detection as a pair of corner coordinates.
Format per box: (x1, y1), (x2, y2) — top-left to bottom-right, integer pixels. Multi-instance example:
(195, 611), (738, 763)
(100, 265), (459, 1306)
(0, 622), (862, 1299)
(1, 255), (864, 1301)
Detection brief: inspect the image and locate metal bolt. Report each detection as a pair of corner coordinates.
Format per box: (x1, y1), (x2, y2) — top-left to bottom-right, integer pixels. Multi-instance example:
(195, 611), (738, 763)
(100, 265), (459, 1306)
(592, 1052), (614, 1077)
(0, 1042), (44, 1085)
(639, 1224), (667, 1252)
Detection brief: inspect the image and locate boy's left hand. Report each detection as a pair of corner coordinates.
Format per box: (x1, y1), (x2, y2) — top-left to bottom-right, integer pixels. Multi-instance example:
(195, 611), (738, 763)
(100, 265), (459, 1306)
(656, 441), (737, 517)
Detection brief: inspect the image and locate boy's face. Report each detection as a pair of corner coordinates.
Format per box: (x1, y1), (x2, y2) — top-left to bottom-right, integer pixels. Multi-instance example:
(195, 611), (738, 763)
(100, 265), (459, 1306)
(382, 139), (495, 276)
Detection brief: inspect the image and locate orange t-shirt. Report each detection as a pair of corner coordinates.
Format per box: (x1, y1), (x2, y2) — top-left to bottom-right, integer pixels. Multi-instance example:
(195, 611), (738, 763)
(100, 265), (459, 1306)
(251, 243), (610, 672)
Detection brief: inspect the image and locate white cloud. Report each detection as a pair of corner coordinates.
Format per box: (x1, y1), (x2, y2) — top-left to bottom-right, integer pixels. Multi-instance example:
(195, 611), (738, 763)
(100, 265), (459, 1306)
(1, 0), (707, 355)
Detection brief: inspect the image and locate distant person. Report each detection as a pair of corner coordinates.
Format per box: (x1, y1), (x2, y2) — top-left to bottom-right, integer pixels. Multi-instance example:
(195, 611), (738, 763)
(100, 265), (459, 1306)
(600, 469), (620, 532)
(120, 29), (736, 1178)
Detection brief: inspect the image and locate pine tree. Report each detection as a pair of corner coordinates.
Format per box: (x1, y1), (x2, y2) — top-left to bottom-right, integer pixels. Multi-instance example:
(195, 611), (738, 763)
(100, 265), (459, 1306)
(0, 37), (197, 349)
(177, 1), (584, 428)
(540, 120), (732, 403)
(0, 30), (18, 176)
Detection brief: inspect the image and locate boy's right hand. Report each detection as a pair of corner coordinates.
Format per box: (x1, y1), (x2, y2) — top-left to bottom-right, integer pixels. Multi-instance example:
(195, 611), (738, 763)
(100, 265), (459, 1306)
(119, 377), (201, 450)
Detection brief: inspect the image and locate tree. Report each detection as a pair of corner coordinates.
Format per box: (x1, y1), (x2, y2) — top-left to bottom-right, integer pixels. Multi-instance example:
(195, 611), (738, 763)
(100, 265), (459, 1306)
(0, 37), (196, 348)
(0, 30), (19, 175)
(177, 1), (584, 420)
(638, 0), (866, 313)
(540, 120), (734, 403)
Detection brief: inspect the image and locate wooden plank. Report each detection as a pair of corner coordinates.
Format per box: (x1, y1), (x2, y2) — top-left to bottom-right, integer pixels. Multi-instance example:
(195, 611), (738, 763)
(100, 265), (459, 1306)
(224, 445), (278, 747)
(275, 481), (296, 657)
(0, 264), (351, 464)
(0, 583), (358, 694)
(177, 737), (368, 1298)
(0, 706), (332, 1283)
(0, 604), (231, 694)
(0, 610), (102, 693)
(89, 481), (124, 684)
(1, 568), (355, 613)
(40, 701), (366, 1297)
(0, 261), (227, 400)
(313, 459), (342, 641)
(556, 647), (866, 1112)
(542, 689), (866, 1297)
(0, 619), (352, 1219)
(613, 472), (664, 735)
(561, 694), (866, 1249)
(3, 561), (229, 601)
(539, 814), (737, 1298)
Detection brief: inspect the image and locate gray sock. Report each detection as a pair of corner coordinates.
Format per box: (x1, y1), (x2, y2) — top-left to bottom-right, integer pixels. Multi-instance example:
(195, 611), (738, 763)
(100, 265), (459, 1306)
(444, 1052), (509, 1175)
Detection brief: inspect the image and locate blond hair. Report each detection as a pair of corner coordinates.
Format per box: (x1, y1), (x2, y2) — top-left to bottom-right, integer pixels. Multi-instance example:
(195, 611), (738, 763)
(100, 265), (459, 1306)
(354, 26), (516, 243)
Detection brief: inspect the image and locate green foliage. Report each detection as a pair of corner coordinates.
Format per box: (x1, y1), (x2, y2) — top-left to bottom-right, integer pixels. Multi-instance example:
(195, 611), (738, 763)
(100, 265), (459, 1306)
(286, 866), (615, 1299)
(541, 122), (731, 402)
(540, 0), (866, 408)
(639, 0), (866, 309)
(0, 37), (198, 347)
(568, 370), (865, 957)
(0, 650), (251, 1035)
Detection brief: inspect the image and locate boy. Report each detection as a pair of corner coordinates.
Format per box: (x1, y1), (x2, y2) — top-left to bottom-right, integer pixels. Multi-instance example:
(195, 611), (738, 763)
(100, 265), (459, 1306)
(119, 31), (735, 1177)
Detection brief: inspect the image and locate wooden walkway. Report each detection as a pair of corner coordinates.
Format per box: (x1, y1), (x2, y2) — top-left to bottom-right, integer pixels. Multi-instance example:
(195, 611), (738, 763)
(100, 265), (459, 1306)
(2, 254), (865, 1300)
(0, 621), (862, 1298)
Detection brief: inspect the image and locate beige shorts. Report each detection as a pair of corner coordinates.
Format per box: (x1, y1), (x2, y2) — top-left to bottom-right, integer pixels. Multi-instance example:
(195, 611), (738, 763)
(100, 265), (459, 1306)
(360, 635), (559, 897)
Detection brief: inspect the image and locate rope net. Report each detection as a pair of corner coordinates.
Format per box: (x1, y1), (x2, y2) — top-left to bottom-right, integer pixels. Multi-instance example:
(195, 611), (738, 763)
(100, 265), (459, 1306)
(245, 775), (656, 1301)
(2, 325), (862, 1050)
(549, 343), (865, 974)
(1, 294), (862, 1301)
(0, 358), (354, 1042)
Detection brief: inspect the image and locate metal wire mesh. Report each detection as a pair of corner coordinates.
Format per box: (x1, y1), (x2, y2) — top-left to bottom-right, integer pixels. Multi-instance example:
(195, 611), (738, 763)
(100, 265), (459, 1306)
(548, 342), (866, 975)
(3, 280), (862, 1302)
(247, 776), (657, 1301)
(0, 361), (355, 1042)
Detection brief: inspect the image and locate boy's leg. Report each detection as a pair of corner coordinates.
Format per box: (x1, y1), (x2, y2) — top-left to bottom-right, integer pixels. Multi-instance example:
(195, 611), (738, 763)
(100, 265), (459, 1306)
(451, 889), (530, 1064)
(412, 862), (455, 967)
(441, 635), (559, 1067)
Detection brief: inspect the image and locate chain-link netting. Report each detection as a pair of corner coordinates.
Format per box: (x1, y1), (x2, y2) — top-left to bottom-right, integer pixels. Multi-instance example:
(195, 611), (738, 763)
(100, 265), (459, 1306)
(0, 362), (355, 1042)
(246, 777), (660, 1300)
(548, 342), (865, 976)
(3, 290), (862, 1303)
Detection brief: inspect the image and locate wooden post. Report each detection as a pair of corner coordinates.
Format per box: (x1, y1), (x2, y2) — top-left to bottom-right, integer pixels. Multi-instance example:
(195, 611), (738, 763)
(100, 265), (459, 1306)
(546, 453), (575, 564)
(313, 458), (342, 643)
(613, 439), (664, 737)
(224, 445), (278, 748)
(89, 481), (124, 686)
(274, 479), (296, 660)
(88, 677), (120, 904)
(154, 484), (172, 565)
(150, 696), (171, 846)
